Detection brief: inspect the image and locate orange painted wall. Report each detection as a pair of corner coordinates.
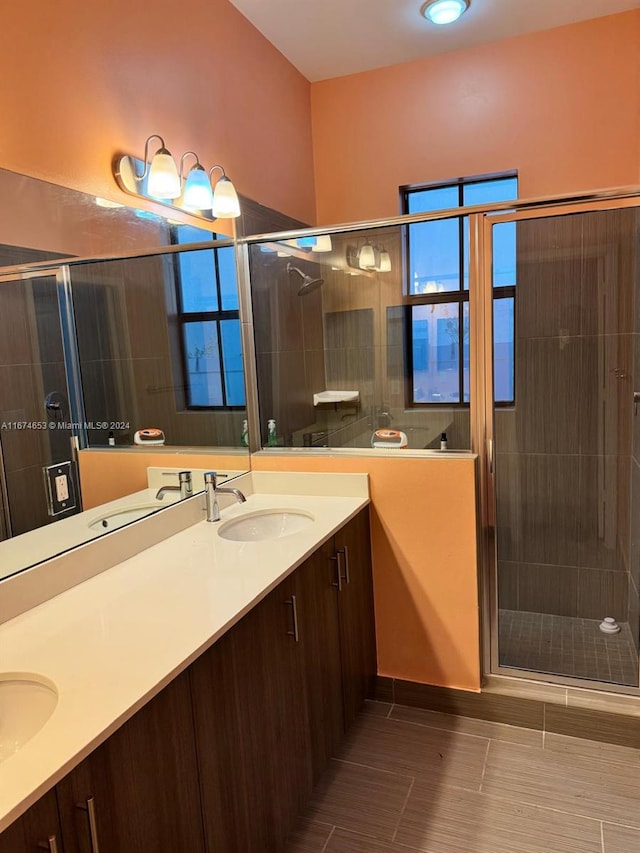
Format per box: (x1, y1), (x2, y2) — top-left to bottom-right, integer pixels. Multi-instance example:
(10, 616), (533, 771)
(78, 449), (248, 509)
(311, 11), (640, 223)
(1, 0), (315, 224)
(252, 454), (480, 692)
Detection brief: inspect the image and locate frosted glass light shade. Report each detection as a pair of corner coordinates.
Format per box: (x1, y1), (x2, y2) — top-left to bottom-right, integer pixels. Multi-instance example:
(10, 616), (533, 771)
(147, 149), (181, 199)
(421, 0), (469, 25)
(311, 235), (333, 253)
(378, 250), (392, 272)
(212, 176), (240, 218)
(359, 244), (376, 269)
(183, 165), (213, 210)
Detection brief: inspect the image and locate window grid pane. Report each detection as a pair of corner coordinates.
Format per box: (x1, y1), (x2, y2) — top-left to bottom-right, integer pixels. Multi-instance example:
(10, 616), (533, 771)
(405, 175), (518, 408)
(183, 321), (223, 407)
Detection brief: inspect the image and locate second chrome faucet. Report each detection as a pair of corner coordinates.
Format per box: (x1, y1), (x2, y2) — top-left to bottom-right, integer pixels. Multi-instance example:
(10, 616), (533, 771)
(156, 470), (193, 501)
(204, 471), (246, 522)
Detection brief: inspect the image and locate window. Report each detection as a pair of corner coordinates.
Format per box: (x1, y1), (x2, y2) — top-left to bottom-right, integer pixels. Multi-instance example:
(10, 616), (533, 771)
(403, 175), (517, 405)
(174, 225), (245, 409)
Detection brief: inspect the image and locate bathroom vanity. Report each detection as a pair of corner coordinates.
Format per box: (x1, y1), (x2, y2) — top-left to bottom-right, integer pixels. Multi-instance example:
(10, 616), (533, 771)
(0, 472), (375, 853)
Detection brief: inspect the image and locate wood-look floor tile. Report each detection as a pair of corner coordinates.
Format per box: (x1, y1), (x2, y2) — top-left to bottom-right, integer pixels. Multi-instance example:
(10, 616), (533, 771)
(286, 819), (334, 853)
(390, 704), (543, 747)
(482, 741), (640, 827)
(395, 782), (602, 853)
(336, 714), (488, 791)
(364, 700), (393, 717)
(602, 822), (640, 853)
(303, 759), (412, 842)
(544, 732), (640, 766)
(325, 827), (420, 852)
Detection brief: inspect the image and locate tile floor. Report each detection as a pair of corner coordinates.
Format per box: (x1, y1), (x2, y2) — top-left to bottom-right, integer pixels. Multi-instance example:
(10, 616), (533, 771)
(498, 609), (639, 687)
(286, 701), (640, 853)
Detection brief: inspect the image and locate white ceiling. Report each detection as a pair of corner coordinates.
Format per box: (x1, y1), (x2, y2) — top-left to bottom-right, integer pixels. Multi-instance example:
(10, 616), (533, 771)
(229, 0), (640, 81)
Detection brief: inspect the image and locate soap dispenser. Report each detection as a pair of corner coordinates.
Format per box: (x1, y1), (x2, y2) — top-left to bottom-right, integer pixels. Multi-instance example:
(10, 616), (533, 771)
(267, 419), (277, 447)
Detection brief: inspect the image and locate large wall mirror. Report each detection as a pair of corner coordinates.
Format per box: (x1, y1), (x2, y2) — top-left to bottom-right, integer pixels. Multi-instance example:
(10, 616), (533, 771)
(0, 168), (253, 581)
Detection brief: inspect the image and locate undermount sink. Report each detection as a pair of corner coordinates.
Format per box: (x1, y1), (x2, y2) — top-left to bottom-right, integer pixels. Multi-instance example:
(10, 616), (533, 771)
(0, 674), (58, 763)
(217, 509), (314, 542)
(88, 504), (161, 532)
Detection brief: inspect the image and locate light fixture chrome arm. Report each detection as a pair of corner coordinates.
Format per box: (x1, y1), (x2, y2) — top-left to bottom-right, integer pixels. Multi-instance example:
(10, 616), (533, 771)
(208, 164), (227, 182)
(134, 134), (167, 182)
(179, 151), (201, 182)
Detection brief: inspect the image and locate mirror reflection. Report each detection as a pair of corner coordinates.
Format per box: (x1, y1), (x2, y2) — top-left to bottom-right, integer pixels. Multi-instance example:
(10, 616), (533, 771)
(0, 169), (249, 581)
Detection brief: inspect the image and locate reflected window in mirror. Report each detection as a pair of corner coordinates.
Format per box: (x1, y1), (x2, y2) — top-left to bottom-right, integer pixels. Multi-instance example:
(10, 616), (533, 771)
(402, 174), (517, 407)
(173, 226), (245, 410)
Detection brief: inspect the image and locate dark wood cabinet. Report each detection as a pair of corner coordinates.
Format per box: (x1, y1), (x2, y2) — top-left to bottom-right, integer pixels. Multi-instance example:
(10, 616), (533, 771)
(56, 671), (205, 853)
(0, 508), (375, 853)
(294, 537), (345, 783)
(193, 574), (312, 853)
(0, 790), (61, 853)
(335, 510), (377, 728)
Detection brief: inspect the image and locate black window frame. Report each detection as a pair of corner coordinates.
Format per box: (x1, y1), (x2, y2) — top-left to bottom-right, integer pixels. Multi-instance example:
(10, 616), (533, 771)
(171, 230), (244, 411)
(401, 173), (517, 409)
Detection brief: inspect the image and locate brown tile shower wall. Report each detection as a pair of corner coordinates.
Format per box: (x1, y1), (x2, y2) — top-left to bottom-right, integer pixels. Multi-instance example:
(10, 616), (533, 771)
(629, 231), (640, 650)
(72, 256), (244, 449)
(0, 275), (75, 535)
(496, 209), (639, 626)
(252, 255), (324, 445)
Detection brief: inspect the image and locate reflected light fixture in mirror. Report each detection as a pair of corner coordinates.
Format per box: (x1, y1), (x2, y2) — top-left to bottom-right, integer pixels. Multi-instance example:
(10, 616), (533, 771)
(420, 0), (469, 25)
(114, 135), (241, 220)
(311, 234), (333, 252)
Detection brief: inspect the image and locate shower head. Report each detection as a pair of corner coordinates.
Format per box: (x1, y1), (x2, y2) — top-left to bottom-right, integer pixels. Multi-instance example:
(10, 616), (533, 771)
(286, 263), (324, 296)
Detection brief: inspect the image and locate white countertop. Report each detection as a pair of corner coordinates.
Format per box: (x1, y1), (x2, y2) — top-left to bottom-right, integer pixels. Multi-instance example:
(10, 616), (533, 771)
(0, 471), (369, 831)
(0, 488), (179, 582)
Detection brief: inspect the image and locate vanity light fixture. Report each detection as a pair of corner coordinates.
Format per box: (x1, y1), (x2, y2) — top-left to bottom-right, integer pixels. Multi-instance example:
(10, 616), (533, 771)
(181, 152), (213, 211)
(209, 165), (241, 219)
(132, 134), (182, 199)
(420, 0), (469, 25)
(377, 249), (392, 272)
(113, 136), (241, 219)
(359, 243), (377, 269)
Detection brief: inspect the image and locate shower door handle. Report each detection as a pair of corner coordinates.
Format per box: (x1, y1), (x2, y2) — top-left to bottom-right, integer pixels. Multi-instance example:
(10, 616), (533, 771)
(487, 439), (494, 475)
(634, 391), (639, 417)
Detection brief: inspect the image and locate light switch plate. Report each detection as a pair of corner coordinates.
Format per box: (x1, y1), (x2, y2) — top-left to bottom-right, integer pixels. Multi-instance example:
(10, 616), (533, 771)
(44, 461), (78, 516)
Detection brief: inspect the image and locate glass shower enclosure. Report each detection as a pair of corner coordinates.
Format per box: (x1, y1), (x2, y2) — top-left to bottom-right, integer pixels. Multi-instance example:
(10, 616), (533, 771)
(482, 201), (640, 689)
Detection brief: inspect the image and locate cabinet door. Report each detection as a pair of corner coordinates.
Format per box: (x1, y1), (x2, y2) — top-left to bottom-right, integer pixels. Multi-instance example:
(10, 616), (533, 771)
(0, 790), (62, 853)
(190, 629), (250, 853)
(294, 538), (344, 783)
(56, 671), (205, 853)
(335, 509), (377, 728)
(192, 576), (312, 853)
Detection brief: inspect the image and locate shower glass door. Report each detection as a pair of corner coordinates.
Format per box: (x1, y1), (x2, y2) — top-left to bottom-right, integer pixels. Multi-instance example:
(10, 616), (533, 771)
(0, 271), (82, 539)
(487, 201), (640, 689)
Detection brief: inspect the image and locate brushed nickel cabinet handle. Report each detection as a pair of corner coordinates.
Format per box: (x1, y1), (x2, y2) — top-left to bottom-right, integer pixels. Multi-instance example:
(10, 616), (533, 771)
(329, 554), (342, 591)
(341, 545), (350, 584)
(286, 595), (299, 642)
(37, 837), (59, 853)
(76, 797), (101, 853)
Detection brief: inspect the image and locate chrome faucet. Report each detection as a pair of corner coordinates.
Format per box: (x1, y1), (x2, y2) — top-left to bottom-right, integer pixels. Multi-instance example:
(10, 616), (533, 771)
(204, 471), (246, 522)
(155, 470), (193, 500)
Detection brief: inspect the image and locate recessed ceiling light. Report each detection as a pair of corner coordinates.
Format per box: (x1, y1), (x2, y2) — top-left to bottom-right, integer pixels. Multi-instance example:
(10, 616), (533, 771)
(420, 0), (470, 26)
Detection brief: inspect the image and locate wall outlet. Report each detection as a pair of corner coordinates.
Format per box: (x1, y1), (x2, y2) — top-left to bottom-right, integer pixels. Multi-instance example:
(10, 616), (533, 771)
(44, 461), (78, 516)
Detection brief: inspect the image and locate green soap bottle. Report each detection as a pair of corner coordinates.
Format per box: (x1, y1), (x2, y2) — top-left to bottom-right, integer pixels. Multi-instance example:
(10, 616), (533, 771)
(267, 419), (277, 447)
